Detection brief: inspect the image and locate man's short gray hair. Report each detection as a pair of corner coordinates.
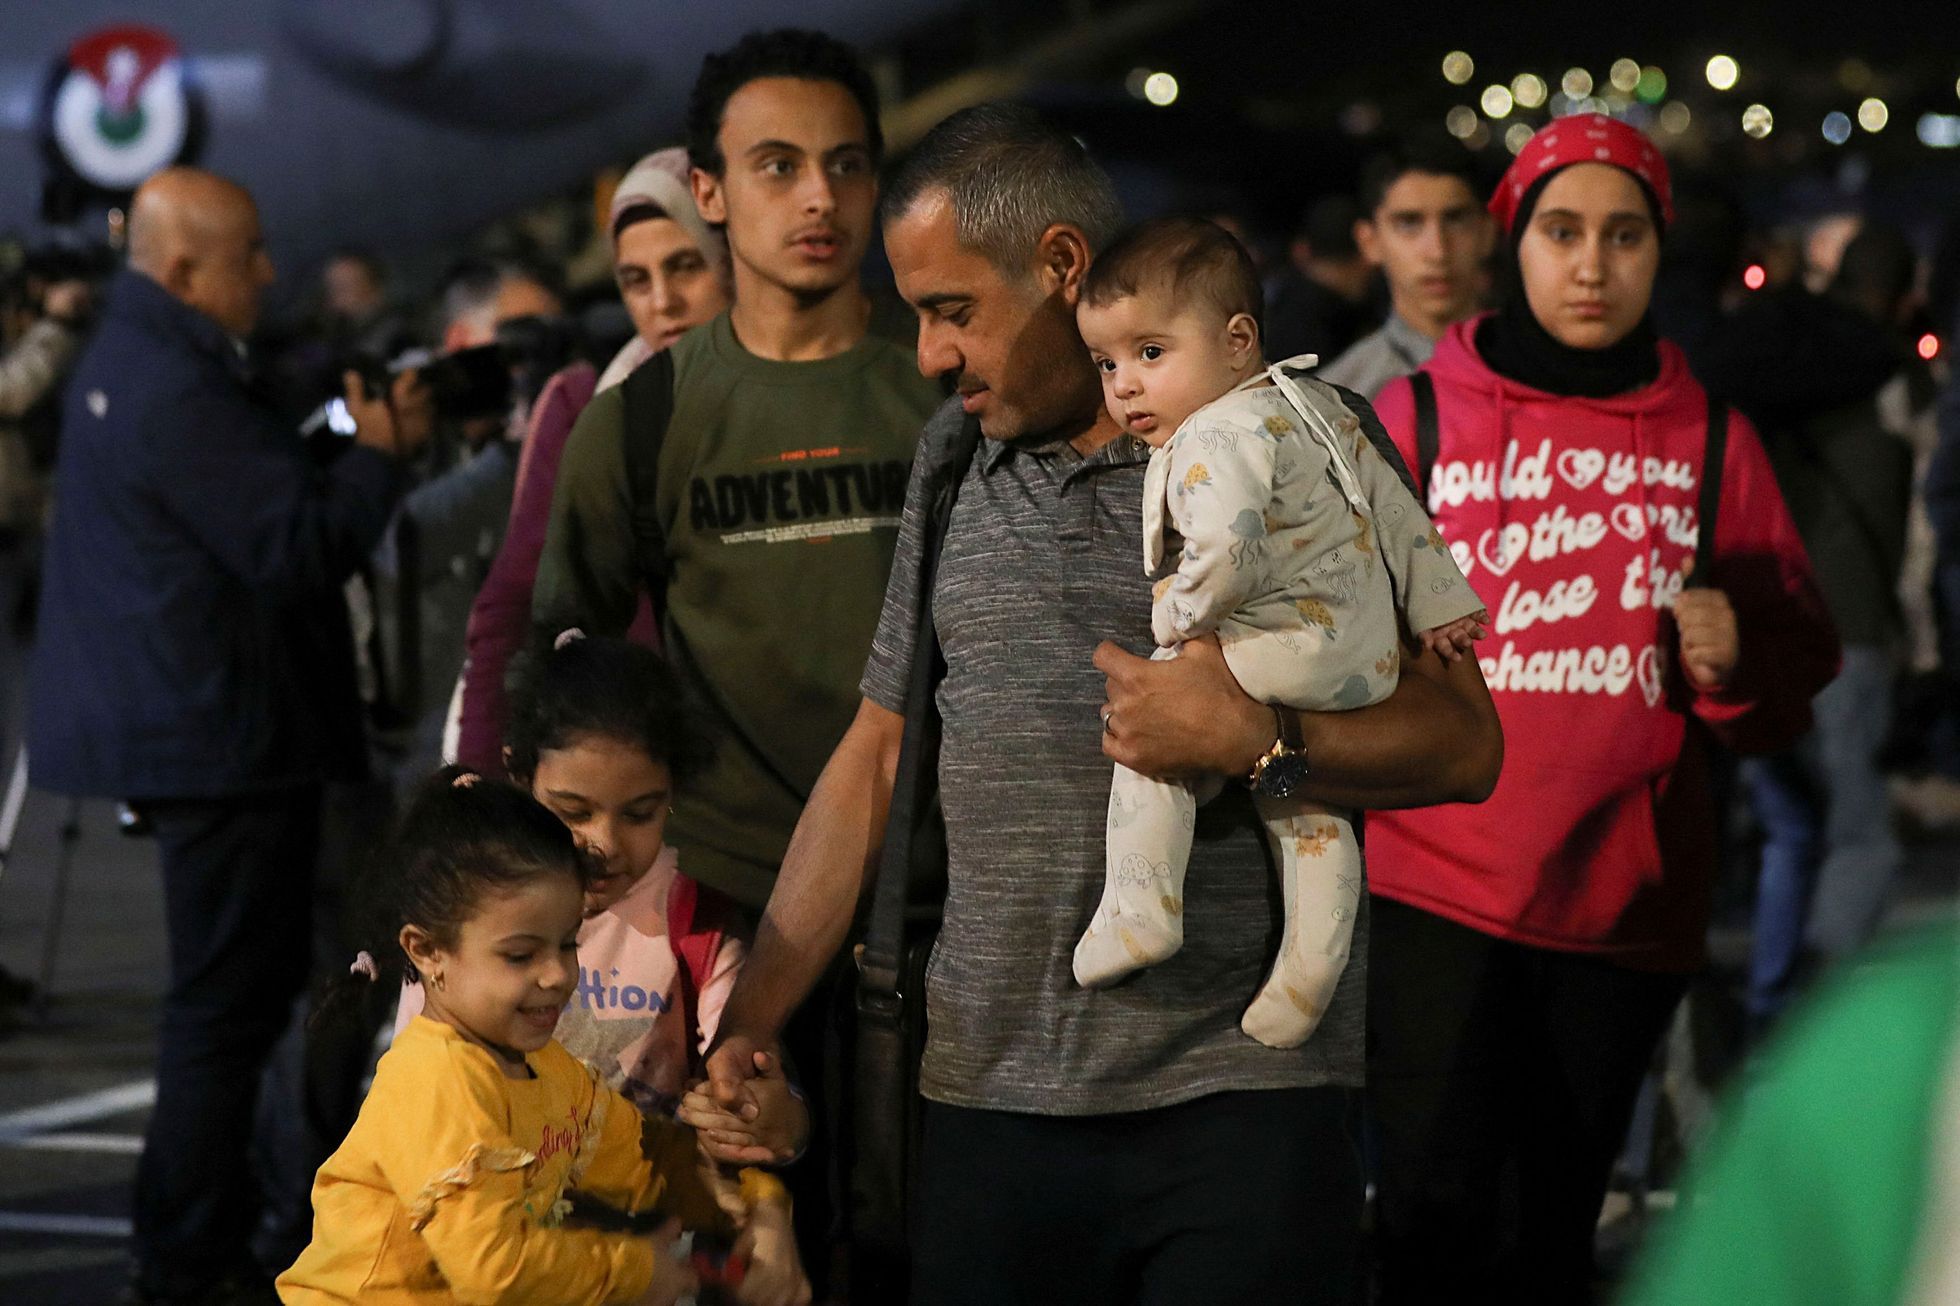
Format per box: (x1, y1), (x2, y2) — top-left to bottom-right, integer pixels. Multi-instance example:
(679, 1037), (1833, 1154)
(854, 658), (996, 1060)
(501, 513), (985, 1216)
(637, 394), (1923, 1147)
(883, 102), (1125, 272)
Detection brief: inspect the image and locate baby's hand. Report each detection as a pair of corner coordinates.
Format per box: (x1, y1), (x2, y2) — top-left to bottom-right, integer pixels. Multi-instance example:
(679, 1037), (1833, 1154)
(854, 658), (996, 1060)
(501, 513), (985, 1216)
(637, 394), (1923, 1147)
(734, 1199), (810, 1306)
(627, 1218), (698, 1306)
(1419, 610), (1489, 663)
(680, 1050), (810, 1166)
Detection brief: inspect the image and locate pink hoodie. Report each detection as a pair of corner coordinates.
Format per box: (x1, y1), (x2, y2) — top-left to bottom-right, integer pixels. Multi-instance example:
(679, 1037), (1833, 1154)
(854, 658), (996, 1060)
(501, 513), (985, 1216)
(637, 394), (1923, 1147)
(1368, 316), (1839, 971)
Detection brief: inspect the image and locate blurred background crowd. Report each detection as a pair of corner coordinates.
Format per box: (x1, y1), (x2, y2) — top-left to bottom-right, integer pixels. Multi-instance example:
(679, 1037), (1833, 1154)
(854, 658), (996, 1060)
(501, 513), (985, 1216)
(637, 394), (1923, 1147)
(3, 2), (1960, 1302)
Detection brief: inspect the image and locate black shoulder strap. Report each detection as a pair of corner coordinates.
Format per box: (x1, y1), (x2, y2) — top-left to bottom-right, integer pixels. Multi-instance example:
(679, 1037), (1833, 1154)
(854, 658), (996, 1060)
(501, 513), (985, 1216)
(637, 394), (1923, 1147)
(1691, 393), (1728, 587)
(1410, 370), (1439, 500)
(858, 417), (983, 998)
(619, 349), (678, 618)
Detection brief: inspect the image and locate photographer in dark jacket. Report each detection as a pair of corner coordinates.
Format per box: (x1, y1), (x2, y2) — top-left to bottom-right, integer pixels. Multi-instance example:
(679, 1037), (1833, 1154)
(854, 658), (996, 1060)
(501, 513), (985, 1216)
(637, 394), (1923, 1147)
(28, 168), (429, 1306)
(1700, 224), (1917, 1028)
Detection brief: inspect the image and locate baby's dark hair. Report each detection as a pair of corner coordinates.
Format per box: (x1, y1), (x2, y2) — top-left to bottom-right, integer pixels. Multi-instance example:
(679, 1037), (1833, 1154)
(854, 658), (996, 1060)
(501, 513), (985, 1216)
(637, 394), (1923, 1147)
(316, 767), (589, 1025)
(504, 632), (712, 787)
(1080, 215), (1266, 339)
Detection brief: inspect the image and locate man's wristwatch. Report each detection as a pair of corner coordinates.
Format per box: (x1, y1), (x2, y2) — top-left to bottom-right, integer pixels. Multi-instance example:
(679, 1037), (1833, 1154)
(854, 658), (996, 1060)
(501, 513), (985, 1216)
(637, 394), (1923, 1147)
(1246, 704), (1310, 799)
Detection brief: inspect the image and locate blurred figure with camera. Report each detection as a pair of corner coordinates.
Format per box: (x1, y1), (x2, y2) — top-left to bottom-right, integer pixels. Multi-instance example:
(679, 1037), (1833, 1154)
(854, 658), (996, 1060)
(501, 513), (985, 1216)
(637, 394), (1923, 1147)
(0, 261), (92, 765)
(27, 167), (430, 1306)
(364, 258), (567, 784)
(0, 252), (93, 1029)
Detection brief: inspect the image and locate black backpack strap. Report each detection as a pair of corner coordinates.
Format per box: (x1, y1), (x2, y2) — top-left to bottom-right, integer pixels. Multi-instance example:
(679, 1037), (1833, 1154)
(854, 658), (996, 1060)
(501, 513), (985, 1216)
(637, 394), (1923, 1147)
(857, 416), (982, 998)
(618, 349), (677, 618)
(1411, 370), (1440, 501)
(1691, 393), (1728, 587)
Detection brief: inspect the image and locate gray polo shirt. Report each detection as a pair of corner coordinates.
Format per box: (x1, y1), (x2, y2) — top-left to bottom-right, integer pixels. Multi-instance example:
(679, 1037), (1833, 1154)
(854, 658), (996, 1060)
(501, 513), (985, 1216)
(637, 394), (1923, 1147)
(1316, 313), (1436, 402)
(860, 397), (1367, 1116)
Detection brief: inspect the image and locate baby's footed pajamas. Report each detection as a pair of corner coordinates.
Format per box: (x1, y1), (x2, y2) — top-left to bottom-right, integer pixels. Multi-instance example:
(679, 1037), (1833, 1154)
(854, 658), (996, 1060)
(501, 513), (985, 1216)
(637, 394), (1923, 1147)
(1074, 361), (1481, 1048)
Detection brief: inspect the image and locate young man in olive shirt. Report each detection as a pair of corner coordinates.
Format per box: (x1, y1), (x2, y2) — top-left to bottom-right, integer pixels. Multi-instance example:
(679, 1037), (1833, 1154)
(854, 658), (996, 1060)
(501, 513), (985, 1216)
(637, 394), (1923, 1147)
(534, 30), (943, 909)
(533, 34), (942, 1294)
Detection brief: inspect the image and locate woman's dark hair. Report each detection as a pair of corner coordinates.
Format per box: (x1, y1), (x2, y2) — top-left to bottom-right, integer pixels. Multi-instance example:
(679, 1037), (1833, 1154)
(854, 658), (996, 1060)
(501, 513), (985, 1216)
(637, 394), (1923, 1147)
(611, 201), (671, 244)
(315, 767), (588, 1026)
(504, 634), (712, 787)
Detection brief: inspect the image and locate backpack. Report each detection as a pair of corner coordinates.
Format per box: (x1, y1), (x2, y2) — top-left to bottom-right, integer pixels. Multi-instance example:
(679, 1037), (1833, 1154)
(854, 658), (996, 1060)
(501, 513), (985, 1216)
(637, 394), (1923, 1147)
(665, 871), (727, 1071)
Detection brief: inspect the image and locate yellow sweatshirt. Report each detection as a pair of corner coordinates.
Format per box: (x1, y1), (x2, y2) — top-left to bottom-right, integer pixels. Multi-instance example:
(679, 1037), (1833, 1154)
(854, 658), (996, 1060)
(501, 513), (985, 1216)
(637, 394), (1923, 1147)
(277, 1016), (724, 1304)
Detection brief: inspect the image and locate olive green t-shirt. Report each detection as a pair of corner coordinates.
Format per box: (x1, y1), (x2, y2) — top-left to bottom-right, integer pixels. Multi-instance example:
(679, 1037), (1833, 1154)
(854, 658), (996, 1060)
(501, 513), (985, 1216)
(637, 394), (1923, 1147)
(534, 300), (943, 905)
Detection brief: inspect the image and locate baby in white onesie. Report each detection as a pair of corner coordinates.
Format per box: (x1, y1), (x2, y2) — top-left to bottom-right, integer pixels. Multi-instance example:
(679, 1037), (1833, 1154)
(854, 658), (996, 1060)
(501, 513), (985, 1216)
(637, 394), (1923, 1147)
(1074, 216), (1486, 1048)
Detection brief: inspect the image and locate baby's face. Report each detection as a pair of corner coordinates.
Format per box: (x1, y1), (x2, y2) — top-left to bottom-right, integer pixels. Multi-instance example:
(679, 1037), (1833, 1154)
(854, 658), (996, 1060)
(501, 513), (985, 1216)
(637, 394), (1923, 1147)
(1078, 289), (1251, 447)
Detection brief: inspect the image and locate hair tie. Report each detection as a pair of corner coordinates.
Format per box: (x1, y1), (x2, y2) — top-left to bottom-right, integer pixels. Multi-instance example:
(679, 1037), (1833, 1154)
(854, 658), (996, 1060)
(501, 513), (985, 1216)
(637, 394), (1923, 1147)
(349, 951), (379, 982)
(554, 628), (586, 651)
(452, 772), (479, 789)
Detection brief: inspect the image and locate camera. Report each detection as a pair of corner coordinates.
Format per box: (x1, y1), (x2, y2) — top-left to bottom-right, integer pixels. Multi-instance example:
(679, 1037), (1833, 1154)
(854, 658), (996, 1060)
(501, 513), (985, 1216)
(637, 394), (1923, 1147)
(0, 236), (113, 314)
(303, 313), (581, 438)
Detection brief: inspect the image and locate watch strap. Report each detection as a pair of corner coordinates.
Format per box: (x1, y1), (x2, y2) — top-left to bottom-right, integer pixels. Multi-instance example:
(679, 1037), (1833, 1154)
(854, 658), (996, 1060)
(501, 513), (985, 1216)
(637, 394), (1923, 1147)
(1272, 704), (1303, 752)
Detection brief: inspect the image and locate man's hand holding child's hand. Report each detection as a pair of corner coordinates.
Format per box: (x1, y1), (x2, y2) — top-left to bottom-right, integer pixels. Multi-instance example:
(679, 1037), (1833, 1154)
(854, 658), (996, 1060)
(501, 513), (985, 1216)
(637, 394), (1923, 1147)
(681, 1049), (809, 1166)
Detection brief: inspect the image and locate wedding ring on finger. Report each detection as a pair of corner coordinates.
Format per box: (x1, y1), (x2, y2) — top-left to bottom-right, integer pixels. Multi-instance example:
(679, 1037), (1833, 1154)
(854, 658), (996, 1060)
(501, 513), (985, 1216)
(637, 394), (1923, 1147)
(1101, 707), (1115, 734)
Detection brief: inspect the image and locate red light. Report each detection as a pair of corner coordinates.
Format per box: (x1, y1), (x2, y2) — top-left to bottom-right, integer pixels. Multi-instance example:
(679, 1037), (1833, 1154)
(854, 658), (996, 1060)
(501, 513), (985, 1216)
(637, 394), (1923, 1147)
(1920, 333), (1941, 361)
(1743, 264), (1767, 291)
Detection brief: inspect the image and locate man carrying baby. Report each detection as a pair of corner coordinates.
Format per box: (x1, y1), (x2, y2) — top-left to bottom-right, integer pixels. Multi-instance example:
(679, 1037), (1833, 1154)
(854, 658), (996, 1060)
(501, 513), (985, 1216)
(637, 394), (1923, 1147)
(706, 102), (1502, 1304)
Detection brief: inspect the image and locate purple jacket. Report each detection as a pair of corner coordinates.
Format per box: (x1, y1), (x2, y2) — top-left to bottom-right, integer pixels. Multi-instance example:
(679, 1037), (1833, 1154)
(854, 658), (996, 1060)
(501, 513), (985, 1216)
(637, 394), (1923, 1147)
(454, 359), (656, 771)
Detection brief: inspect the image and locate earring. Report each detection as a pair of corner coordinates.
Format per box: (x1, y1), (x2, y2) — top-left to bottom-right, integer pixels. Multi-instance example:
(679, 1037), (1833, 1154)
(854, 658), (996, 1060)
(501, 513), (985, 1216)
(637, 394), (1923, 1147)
(430, 970), (446, 992)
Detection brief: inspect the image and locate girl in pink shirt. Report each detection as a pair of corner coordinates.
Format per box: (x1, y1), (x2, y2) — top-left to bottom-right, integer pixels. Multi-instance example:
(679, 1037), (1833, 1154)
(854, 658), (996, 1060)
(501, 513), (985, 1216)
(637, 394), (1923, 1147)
(401, 632), (806, 1165)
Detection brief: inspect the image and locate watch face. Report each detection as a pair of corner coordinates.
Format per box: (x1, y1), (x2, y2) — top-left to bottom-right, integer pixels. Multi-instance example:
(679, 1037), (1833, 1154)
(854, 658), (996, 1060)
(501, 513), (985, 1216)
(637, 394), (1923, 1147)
(1258, 752), (1312, 799)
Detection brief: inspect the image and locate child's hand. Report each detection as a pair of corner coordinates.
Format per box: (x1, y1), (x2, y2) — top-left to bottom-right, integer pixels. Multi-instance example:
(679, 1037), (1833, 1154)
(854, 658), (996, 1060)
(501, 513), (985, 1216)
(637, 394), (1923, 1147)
(628, 1219), (698, 1306)
(680, 1050), (810, 1166)
(1673, 576), (1739, 690)
(1419, 610), (1489, 663)
(733, 1199), (810, 1306)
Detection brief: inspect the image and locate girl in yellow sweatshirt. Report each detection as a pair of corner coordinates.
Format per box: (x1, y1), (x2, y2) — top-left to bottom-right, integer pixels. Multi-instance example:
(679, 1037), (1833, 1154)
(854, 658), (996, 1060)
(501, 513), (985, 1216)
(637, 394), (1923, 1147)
(277, 769), (805, 1306)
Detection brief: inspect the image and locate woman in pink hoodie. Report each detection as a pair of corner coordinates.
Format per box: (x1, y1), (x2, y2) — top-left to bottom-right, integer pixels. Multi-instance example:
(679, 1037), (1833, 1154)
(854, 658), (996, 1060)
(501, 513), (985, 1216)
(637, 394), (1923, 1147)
(1363, 117), (1839, 1303)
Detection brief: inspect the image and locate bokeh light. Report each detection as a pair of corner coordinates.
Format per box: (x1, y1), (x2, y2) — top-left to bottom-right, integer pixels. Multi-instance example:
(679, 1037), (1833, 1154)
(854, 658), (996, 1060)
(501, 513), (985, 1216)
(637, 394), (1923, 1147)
(1743, 264), (1767, 291)
(1706, 55), (1740, 91)
(1481, 84), (1515, 118)
(1636, 66), (1668, 104)
(1822, 111), (1853, 145)
(1858, 97), (1889, 132)
(1659, 102), (1692, 134)
(1561, 68), (1594, 99)
(1742, 103), (1775, 139)
(1504, 123), (1535, 155)
(1512, 73), (1547, 109)
(1920, 333), (1942, 361)
(1445, 106), (1480, 139)
(1443, 51), (1475, 85)
(1920, 114), (1960, 148)
(1143, 72), (1179, 107)
(1610, 59), (1641, 93)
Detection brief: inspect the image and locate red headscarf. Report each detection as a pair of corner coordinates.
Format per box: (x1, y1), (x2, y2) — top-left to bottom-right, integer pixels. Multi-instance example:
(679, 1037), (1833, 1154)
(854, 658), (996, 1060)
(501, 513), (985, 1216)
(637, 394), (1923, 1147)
(1489, 113), (1675, 234)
